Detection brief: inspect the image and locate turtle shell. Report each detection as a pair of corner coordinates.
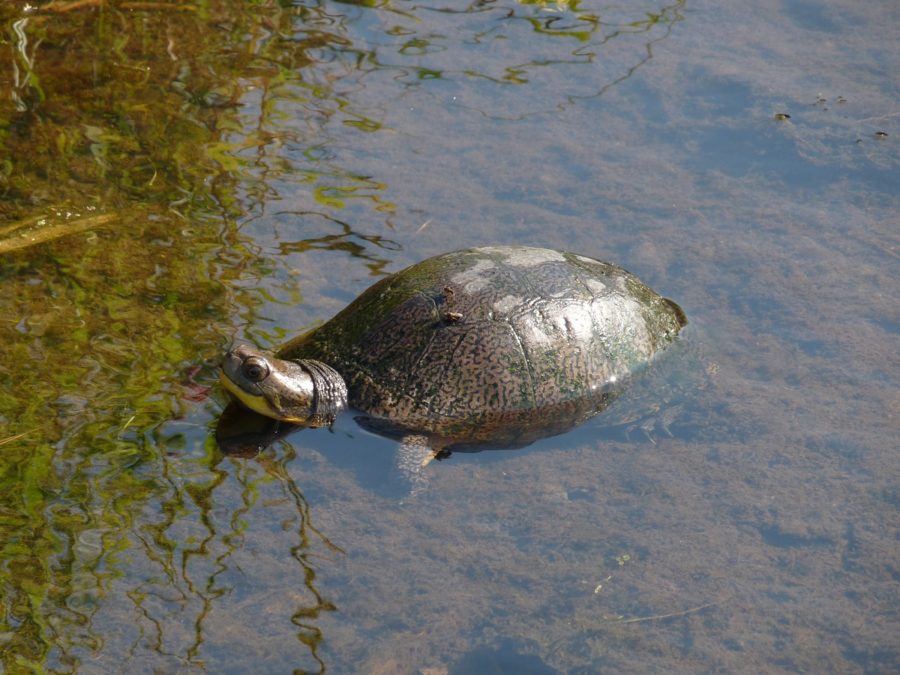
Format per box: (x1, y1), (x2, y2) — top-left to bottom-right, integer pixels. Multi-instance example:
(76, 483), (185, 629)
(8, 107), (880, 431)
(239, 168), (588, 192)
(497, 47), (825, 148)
(277, 246), (686, 448)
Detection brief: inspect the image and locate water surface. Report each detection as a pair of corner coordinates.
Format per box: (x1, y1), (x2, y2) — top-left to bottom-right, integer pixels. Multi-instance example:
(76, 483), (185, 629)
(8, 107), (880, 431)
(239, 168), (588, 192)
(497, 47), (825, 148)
(0, 0), (897, 672)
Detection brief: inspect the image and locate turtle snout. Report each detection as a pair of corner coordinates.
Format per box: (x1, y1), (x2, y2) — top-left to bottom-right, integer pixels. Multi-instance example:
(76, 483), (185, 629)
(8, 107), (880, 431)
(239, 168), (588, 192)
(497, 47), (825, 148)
(225, 342), (255, 360)
(221, 344), (259, 381)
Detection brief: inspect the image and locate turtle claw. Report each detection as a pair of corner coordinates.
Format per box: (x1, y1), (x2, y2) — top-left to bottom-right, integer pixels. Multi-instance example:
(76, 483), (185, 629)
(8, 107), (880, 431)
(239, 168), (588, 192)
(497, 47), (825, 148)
(419, 447), (452, 467)
(419, 450), (438, 468)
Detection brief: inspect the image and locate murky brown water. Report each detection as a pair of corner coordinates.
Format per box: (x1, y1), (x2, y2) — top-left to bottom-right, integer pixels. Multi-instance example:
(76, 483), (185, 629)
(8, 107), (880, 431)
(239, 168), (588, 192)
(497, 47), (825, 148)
(1, 0), (897, 673)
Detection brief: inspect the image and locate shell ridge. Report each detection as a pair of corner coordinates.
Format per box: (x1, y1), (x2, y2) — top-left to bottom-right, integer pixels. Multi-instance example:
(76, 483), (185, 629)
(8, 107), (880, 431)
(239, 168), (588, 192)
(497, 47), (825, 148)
(430, 328), (472, 416)
(504, 259), (543, 408)
(568, 263), (598, 300)
(513, 254), (544, 300)
(400, 290), (442, 394)
(505, 317), (538, 408)
(565, 252), (628, 282)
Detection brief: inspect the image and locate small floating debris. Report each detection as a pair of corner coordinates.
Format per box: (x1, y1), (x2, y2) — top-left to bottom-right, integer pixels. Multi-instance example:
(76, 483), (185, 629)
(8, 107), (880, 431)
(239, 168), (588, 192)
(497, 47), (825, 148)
(874, 131), (888, 139)
(774, 113), (791, 121)
(836, 96), (847, 104)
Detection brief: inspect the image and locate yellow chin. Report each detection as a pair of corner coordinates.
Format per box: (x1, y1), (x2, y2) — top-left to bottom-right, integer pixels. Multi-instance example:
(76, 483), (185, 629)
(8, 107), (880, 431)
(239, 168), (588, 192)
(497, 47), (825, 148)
(220, 371), (283, 420)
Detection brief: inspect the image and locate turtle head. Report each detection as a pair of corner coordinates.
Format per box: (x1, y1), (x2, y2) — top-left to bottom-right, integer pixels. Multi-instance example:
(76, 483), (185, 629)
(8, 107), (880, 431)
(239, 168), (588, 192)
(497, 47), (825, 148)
(220, 344), (347, 427)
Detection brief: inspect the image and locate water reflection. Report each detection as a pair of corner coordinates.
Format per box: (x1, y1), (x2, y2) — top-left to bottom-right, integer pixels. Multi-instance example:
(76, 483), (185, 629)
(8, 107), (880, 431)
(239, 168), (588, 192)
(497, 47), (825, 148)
(334, 0), (686, 117)
(114, 434), (342, 673)
(4, 0), (856, 672)
(272, 210), (402, 277)
(213, 447), (342, 672)
(215, 401), (300, 457)
(14, 0), (898, 672)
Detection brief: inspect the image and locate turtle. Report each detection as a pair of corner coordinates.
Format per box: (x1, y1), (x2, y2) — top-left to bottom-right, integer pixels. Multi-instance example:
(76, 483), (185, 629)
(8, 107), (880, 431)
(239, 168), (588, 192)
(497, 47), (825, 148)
(219, 245), (687, 469)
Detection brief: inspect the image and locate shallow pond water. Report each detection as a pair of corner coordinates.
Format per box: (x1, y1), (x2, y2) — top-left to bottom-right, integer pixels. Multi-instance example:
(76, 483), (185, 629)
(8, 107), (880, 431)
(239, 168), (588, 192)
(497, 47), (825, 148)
(1, 0), (897, 673)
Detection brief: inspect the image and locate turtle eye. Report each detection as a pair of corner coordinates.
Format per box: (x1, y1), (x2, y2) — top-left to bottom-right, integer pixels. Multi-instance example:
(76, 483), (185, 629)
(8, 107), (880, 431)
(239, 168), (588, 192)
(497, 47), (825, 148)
(242, 357), (270, 382)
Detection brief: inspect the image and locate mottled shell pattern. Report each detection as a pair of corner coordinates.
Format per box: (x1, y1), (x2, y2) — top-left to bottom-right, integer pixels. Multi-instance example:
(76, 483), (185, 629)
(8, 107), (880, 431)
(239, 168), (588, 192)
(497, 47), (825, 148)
(277, 246), (686, 447)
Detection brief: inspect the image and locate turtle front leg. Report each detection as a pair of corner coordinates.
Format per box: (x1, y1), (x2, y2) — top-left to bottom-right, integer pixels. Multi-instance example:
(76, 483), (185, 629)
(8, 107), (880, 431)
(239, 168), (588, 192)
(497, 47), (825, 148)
(396, 436), (450, 500)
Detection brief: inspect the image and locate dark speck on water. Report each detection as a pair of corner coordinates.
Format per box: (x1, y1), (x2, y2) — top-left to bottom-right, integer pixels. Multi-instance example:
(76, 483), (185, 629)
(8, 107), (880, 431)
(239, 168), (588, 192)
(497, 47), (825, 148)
(0, 0), (897, 673)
